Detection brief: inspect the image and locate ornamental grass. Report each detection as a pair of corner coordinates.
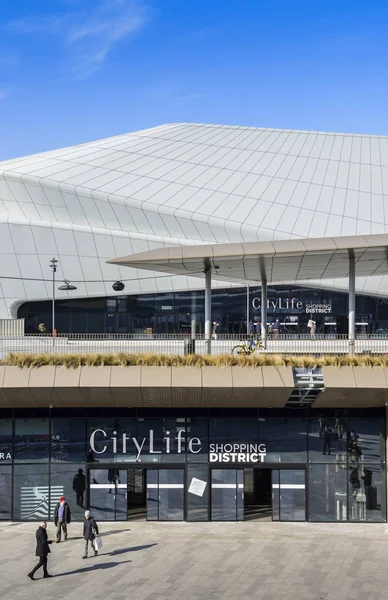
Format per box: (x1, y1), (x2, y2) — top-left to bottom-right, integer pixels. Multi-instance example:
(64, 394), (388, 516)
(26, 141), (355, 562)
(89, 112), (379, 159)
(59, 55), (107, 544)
(1, 352), (388, 368)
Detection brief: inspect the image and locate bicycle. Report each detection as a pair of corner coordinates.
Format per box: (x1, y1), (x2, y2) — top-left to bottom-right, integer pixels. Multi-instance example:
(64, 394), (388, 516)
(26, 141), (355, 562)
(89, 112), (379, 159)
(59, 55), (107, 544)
(231, 338), (266, 355)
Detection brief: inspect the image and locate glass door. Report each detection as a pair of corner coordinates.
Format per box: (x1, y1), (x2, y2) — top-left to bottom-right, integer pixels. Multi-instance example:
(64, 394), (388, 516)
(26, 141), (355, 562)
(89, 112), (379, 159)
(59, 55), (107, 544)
(272, 469), (306, 521)
(89, 468), (127, 521)
(211, 469), (244, 521)
(127, 468), (146, 521)
(146, 469), (184, 521)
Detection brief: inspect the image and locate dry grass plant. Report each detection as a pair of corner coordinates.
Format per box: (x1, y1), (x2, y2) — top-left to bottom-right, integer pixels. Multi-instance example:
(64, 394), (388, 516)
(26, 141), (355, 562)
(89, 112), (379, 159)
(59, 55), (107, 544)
(1, 352), (388, 369)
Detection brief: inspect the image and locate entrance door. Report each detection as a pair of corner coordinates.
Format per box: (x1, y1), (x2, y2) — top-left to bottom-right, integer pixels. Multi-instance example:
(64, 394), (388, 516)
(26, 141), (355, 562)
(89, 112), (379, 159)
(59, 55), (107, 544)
(211, 469), (244, 521)
(89, 468), (127, 521)
(272, 470), (306, 521)
(127, 468), (146, 520)
(244, 468), (272, 520)
(146, 469), (184, 521)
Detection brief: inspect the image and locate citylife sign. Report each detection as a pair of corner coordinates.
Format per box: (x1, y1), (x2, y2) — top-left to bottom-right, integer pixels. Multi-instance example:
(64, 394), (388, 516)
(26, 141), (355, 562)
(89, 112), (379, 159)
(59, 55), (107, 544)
(89, 429), (267, 463)
(252, 297), (332, 314)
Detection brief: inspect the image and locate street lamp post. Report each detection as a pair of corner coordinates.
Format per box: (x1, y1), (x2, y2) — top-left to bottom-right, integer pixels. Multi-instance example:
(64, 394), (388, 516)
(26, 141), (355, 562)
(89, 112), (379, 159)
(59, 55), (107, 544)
(49, 258), (58, 346)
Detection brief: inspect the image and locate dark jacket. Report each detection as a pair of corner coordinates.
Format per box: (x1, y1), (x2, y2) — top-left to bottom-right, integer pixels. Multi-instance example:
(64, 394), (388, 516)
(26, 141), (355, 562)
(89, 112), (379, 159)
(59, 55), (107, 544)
(73, 472), (86, 493)
(35, 526), (52, 557)
(54, 502), (71, 525)
(83, 517), (99, 541)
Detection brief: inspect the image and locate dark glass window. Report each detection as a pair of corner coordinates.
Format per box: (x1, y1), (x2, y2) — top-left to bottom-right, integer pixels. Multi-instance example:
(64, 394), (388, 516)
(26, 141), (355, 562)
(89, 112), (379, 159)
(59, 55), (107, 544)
(186, 417), (208, 462)
(308, 464), (347, 521)
(259, 418), (307, 463)
(51, 418), (86, 462)
(13, 464), (50, 520)
(0, 418), (13, 463)
(348, 464), (386, 522)
(0, 467), (12, 519)
(50, 463), (86, 521)
(210, 418), (257, 449)
(14, 418), (49, 463)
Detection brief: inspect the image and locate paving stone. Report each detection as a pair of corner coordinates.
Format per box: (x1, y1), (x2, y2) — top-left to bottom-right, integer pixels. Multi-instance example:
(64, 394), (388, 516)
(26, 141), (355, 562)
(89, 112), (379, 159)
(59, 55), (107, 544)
(0, 521), (388, 599)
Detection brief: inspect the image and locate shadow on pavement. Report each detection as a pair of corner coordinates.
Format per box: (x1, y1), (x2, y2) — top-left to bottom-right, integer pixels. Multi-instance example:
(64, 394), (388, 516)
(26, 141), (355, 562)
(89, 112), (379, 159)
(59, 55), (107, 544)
(54, 560), (132, 577)
(98, 529), (131, 537)
(108, 543), (158, 556)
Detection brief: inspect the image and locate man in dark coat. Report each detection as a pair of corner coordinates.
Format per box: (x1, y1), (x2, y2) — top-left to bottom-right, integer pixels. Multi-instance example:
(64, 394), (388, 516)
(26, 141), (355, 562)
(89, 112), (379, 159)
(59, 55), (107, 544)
(53, 496), (71, 542)
(72, 468), (86, 507)
(28, 521), (55, 580)
(82, 510), (99, 559)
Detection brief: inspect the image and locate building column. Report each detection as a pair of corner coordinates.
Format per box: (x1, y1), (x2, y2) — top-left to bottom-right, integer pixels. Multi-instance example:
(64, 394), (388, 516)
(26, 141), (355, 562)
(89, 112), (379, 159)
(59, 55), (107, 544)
(205, 267), (211, 354)
(348, 251), (355, 355)
(261, 277), (267, 348)
(191, 294), (196, 340)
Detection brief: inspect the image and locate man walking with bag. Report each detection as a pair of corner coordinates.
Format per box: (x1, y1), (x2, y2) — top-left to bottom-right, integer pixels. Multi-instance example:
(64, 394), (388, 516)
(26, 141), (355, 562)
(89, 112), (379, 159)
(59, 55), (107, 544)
(82, 510), (100, 559)
(54, 496), (71, 542)
(27, 521), (55, 580)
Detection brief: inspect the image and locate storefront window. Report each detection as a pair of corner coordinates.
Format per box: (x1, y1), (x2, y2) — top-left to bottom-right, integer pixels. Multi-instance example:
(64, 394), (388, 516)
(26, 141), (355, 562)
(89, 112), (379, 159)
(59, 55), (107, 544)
(13, 464), (49, 520)
(14, 418), (49, 463)
(259, 418), (307, 463)
(186, 418), (208, 462)
(308, 415), (348, 463)
(210, 418), (257, 449)
(308, 464), (348, 521)
(0, 418), (13, 463)
(50, 464), (86, 521)
(346, 418), (385, 463)
(51, 418), (86, 462)
(348, 464), (386, 522)
(0, 467), (12, 519)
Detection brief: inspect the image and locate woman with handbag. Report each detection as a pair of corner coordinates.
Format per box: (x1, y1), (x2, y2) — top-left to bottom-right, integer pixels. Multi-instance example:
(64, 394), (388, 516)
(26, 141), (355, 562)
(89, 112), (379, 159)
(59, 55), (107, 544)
(82, 510), (100, 559)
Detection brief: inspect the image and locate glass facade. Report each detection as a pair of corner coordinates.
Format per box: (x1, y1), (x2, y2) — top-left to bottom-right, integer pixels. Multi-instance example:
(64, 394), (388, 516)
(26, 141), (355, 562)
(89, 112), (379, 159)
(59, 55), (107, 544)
(0, 407), (386, 523)
(18, 285), (388, 335)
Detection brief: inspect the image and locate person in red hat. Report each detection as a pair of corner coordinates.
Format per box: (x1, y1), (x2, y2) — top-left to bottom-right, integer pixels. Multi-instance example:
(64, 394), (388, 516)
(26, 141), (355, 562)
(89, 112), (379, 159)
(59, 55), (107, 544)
(53, 496), (71, 542)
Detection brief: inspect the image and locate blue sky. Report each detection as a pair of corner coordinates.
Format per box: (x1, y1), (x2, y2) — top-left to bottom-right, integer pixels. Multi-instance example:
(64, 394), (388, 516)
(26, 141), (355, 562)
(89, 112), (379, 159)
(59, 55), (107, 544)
(1, 0), (388, 160)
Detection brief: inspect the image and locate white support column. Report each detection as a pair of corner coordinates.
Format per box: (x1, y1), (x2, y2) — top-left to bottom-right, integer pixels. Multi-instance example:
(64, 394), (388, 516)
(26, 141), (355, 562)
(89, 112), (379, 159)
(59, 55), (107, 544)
(261, 278), (267, 348)
(191, 294), (197, 340)
(348, 252), (355, 355)
(246, 284), (250, 335)
(205, 267), (212, 354)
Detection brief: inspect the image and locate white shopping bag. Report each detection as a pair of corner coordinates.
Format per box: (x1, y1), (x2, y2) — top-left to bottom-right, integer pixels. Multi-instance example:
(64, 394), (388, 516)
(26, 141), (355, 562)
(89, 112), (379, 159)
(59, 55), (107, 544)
(93, 537), (103, 551)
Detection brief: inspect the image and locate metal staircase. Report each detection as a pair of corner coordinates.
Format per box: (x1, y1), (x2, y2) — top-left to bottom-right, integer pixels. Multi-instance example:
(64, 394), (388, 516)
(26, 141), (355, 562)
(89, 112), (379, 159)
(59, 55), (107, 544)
(285, 368), (325, 408)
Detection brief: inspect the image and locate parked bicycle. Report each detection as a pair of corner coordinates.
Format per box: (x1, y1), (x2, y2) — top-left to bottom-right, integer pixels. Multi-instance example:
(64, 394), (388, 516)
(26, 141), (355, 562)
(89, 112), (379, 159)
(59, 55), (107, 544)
(231, 338), (266, 355)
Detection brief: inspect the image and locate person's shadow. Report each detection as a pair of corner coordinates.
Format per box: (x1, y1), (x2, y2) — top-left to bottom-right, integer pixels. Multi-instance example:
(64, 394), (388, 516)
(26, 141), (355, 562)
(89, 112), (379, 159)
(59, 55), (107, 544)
(108, 543), (157, 556)
(54, 560), (132, 577)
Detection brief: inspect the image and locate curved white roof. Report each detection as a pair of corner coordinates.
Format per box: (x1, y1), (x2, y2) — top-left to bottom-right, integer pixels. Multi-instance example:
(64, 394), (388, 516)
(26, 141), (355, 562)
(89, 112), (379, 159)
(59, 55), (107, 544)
(0, 122), (388, 318)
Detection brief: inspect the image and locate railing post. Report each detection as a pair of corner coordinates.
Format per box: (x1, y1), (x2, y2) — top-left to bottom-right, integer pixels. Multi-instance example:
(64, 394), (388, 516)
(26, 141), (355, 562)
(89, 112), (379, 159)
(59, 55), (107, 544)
(205, 266), (211, 354)
(348, 251), (355, 355)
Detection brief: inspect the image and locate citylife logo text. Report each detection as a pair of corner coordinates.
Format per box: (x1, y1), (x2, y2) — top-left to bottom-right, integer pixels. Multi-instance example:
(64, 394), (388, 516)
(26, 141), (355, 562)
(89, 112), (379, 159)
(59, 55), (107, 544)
(89, 428), (201, 460)
(0, 452), (11, 460)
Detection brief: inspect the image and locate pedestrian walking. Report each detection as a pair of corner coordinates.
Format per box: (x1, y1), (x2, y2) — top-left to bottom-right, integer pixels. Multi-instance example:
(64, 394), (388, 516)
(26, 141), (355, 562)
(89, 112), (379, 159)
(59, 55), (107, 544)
(53, 496), (71, 542)
(82, 510), (99, 559)
(307, 319), (316, 340)
(108, 468), (120, 493)
(27, 521), (55, 580)
(73, 468), (86, 507)
(273, 319), (280, 340)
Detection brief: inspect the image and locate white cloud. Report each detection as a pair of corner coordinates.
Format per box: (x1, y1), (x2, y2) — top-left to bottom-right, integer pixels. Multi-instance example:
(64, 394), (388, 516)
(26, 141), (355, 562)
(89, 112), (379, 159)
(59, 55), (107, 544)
(4, 0), (149, 79)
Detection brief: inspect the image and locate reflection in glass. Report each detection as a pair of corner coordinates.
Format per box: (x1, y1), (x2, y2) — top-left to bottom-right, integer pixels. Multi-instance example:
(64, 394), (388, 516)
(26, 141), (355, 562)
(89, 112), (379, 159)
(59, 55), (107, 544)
(50, 464), (86, 521)
(260, 418), (307, 463)
(51, 418), (85, 462)
(308, 416), (348, 463)
(0, 467), (12, 519)
(348, 464), (386, 522)
(158, 469), (184, 520)
(14, 418), (49, 463)
(279, 470), (306, 521)
(13, 464), (50, 520)
(146, 470), (158, 521)
(308, 464), (347, 521)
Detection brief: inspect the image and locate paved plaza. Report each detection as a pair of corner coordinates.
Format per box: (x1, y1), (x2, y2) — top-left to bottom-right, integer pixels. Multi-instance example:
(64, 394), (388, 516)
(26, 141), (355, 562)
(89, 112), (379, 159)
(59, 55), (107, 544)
(0, 521), (387, 600)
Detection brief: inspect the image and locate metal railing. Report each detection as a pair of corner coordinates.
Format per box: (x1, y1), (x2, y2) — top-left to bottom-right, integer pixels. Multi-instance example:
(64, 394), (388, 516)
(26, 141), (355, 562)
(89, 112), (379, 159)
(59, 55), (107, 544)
(0, 332), (388, 358)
